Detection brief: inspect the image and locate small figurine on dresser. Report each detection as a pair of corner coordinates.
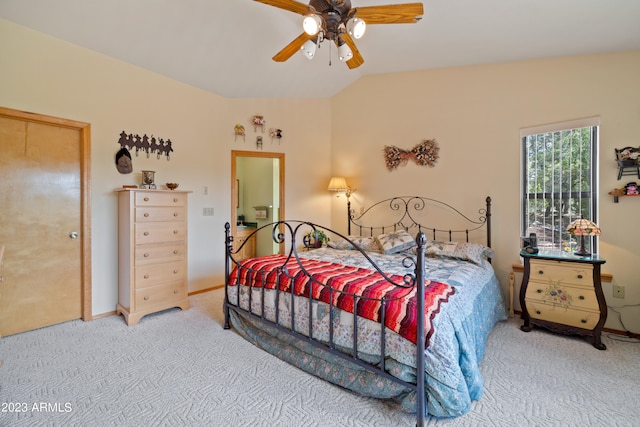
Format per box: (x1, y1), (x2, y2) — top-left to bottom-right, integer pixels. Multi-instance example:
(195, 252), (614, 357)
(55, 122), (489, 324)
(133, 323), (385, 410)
(140, 170), (157, 189)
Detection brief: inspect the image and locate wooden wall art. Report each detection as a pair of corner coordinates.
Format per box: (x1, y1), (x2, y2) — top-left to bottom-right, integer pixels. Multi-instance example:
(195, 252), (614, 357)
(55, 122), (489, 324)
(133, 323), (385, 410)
(383, 139), (440, 171)
(117, 131), (174, 160)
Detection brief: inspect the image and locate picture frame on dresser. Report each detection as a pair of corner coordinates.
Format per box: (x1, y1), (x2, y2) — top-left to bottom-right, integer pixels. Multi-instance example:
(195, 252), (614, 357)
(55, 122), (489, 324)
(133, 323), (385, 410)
(519, 250), (607, 350)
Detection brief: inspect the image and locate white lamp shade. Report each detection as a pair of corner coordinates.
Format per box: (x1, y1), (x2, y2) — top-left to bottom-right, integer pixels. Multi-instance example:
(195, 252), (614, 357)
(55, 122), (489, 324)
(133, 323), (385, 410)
(300, 39), (317, 59)
(327, 176), (349, 192)
(338, 43), (353, 61)
(303, 15), (322, 36)
(347, 17), (366, 39)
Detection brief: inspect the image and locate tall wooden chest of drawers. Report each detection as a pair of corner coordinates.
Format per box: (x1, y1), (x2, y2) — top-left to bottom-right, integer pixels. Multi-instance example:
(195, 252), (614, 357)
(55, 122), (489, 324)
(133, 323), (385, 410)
(519, 251), (607, 349)
(116, 189), (191, 325)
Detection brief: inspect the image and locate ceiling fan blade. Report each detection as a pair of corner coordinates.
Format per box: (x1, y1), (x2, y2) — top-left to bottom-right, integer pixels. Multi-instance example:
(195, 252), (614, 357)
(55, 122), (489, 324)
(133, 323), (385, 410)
(341, 33), (364, 69)
(253, 0), (311, 15)
(355, 3), (424, 24)
(273, 33), (313, 62)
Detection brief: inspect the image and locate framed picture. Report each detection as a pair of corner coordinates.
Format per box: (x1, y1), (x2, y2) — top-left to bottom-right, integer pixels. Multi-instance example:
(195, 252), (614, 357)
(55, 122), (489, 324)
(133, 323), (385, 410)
(255, 206), (268, 219)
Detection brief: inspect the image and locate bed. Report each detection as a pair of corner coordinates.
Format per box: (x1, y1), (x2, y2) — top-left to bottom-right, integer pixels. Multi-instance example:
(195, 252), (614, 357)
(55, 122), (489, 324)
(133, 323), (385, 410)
(223, 196), (506, 425)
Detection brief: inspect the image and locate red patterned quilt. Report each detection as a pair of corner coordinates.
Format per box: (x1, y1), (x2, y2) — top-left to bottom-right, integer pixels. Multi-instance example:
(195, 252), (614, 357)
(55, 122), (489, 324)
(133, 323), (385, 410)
(228, 254), (455, 347)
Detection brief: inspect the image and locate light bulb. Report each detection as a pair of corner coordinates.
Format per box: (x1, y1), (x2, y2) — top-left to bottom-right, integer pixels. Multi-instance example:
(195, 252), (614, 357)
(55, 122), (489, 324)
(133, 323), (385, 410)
(303, 15), (322, 36)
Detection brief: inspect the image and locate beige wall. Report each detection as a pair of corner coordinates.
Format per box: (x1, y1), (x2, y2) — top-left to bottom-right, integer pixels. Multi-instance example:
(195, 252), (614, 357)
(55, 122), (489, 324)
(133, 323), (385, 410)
(331, 51), (640, 332)
(2, 18), (639, 333)
(0, 19), (332, 316)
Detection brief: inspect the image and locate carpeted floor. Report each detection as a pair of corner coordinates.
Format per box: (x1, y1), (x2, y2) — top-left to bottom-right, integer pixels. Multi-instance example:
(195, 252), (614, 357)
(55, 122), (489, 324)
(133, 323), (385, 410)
(0, 289), (638, 427)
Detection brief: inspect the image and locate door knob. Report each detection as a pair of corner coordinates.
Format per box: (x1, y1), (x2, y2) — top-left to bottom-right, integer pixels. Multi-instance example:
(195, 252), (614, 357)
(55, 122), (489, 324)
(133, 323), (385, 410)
(69, 232), (79, 239)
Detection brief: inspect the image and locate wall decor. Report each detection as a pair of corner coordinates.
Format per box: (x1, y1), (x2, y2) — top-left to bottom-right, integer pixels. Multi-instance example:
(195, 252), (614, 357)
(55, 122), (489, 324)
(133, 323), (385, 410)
(254, 206), (268, 219)
(234, 124), (246, 142)
(269, 128), (283, 144)
(383, 139), (440, 171)
(256, 136), (263, 150)
(117, 131), (174, 160)
(115, 147), (133, 174)
(252, 115), (266, 132)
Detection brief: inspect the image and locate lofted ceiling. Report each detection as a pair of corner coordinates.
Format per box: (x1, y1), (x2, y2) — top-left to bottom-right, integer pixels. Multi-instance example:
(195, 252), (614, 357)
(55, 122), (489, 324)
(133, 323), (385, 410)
(1, 0), (639, 99)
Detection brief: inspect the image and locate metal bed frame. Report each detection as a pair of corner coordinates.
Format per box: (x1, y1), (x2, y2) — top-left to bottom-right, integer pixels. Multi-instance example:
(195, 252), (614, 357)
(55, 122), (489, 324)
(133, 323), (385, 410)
(223, 196), (492, 426)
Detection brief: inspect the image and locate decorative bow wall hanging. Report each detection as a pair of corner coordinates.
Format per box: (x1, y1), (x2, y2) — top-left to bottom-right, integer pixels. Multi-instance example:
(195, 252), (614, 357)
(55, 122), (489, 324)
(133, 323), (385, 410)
(117, 131), (174, 160)
(383, 139), (440, 171)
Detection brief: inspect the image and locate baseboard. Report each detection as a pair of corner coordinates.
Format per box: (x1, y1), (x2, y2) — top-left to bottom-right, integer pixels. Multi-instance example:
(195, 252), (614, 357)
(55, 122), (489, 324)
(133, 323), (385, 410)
(91, 286), (223, 320)
(189, 285), (224, 296)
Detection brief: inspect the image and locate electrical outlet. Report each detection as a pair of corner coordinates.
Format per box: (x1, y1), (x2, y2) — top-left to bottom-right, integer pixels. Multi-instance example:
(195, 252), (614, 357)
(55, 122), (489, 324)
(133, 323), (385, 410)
(613, 284), (625, 299)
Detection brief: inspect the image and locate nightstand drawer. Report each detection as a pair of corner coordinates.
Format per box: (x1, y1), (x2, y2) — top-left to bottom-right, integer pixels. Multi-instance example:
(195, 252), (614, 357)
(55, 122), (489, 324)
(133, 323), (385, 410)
(529, 260), (593, 287)
(525, 282), (598, 312)
(526, 301), (600, 330)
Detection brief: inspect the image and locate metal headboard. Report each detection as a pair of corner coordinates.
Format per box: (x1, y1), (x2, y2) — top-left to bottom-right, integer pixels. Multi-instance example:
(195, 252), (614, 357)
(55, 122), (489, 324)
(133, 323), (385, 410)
(348, 196), (492, 248)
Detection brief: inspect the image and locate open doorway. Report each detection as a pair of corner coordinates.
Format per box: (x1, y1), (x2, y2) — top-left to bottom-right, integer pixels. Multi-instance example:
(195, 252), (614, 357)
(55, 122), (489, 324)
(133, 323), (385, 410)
(231, 150), (284, 257)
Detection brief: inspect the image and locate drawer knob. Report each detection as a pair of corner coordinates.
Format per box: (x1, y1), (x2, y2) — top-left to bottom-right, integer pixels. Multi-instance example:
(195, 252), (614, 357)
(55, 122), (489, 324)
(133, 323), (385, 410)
(144, 274), (149, 279)
(536, 310), (541, 315)
(144, 296), (149, 300)
(173, 230), (179, 234)
(144, 212), (149, 217)
(173, 250), (178, 254)
(536, 289), (542, 293)
(577, 274), (583, 279)
(173, 290), (178, 294)
(173, 198), (178, 202)
(144, 232), (149, 236)
(579, 295), (585, 300)
(581, 319), (587, 324)
(173, 269), (178, 274)
(538, 270), (544, 275)
(144, 253), (149, 257)
(144, 197), (149, 202)
(173, 212), (178, 217)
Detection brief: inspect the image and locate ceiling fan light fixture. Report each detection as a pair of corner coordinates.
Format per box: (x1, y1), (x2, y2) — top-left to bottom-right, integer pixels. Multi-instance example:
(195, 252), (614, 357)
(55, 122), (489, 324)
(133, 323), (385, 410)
(302, 14), (322, 36)
(338, 42), (353, 62)
(346, 17), (366, 39)
(300, 39), (317, 60)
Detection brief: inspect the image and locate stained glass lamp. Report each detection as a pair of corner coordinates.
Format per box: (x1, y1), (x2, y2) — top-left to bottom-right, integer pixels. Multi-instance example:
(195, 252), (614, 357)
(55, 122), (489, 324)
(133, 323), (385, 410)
(566, 216), (601, 256)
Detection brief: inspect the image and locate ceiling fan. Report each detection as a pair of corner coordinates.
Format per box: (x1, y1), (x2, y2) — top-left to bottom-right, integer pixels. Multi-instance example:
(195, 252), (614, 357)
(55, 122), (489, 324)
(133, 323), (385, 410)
(254, 0), (424, 69)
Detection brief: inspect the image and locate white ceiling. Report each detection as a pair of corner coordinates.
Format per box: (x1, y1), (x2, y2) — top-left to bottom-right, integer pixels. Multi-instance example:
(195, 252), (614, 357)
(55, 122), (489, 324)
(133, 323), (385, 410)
(2, 0), (639, 98)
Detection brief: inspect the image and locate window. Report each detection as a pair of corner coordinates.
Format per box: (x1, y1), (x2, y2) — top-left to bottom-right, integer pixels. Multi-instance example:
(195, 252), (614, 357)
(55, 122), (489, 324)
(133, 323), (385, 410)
(521, 118), (599, 253)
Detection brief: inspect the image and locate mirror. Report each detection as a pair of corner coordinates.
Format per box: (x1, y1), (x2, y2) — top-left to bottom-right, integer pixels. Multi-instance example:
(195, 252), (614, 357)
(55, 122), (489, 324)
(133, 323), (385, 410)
(231, 150), (285, 256)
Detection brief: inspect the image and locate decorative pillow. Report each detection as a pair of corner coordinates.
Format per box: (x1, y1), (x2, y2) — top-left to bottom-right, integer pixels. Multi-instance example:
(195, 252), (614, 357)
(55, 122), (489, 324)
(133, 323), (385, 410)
(327, 238), (354, 250)
(350, 236), (382, 253)
(375, 230), (417, 255)
(424, 240), (494, 265)
(327, 236), (381, 252)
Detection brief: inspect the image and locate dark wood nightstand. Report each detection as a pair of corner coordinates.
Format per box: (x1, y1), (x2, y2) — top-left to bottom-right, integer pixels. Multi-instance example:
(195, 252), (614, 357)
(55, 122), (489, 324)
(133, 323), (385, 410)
(519, 250), (607, 350)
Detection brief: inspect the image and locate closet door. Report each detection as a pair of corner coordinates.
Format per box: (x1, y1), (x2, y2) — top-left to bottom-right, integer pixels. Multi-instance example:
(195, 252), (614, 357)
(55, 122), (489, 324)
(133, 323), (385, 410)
(0, 110), (89, 336)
